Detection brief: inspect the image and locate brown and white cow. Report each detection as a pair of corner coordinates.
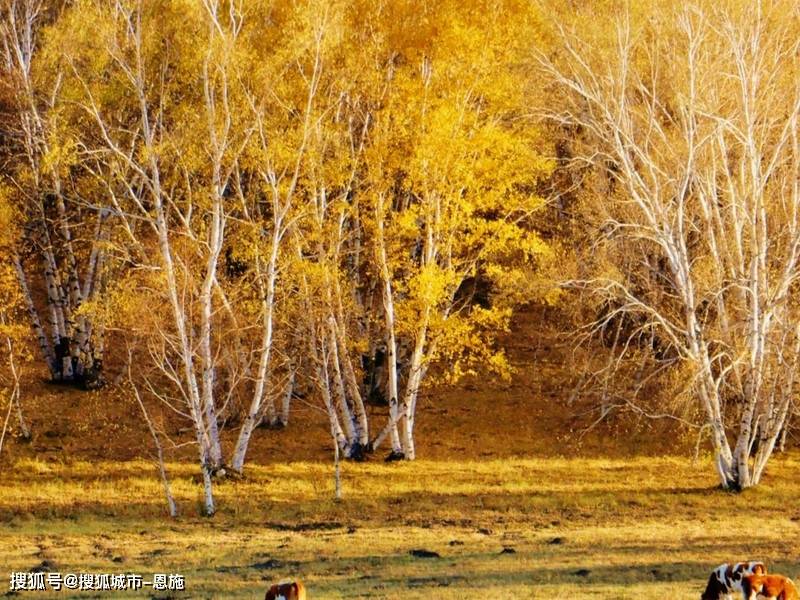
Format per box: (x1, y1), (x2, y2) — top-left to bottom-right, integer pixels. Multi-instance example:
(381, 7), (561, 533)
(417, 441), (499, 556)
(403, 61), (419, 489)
(701, 562), (767, 600)
(264, 580), (306, 600)
(742, 574), (799, 600)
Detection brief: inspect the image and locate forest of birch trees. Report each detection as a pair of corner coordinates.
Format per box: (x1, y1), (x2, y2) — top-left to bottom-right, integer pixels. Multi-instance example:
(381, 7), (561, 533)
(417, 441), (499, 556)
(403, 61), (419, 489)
(1, 0), (799, 512)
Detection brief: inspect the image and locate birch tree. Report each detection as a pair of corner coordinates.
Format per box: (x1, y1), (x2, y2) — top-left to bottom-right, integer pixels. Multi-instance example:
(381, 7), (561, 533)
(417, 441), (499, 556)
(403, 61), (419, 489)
(229, 0), (335, 471)
(0, 0), (109, 386)
(0, 198), (31, 452)
(360, 0), (553, 459)
(20, 0), (559, 475)
(270, 0), (555, 461)
(48, 0), (253, 513)
(540, 0), (800, 489)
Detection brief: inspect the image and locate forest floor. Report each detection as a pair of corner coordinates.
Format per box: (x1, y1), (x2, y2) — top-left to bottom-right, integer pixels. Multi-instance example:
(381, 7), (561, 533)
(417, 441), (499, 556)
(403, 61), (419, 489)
(2, 455), (800, 599)
(1, 305), (799, 598)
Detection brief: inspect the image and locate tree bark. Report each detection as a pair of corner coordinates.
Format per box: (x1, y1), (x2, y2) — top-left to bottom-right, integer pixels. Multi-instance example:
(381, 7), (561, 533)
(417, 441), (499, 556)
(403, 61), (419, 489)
(12, 254), (55, 375)
(280, 366), (295, 426)
(231, 231), (280, 472)
(374, 195), (402, 454)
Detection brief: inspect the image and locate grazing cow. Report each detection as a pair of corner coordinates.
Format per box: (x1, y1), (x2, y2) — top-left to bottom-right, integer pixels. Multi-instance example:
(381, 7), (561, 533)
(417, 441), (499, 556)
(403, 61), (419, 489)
(701, 562), (767, 600)
(742, 574), (799, 600)
(264, 580), (306, 600)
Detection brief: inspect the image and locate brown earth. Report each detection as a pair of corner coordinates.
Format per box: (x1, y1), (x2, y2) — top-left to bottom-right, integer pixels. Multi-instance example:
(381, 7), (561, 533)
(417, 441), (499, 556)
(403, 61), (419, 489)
(1, 304), (717, 467)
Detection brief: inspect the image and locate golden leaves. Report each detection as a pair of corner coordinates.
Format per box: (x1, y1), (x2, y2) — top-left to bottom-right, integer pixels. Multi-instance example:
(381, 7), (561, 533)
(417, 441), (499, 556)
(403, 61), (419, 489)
(12, 0), (560, 395)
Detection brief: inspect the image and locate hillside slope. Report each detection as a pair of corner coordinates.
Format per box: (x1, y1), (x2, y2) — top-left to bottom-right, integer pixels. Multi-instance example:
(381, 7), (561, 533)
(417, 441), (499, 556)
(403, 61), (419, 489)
(0, 304), (720, 466)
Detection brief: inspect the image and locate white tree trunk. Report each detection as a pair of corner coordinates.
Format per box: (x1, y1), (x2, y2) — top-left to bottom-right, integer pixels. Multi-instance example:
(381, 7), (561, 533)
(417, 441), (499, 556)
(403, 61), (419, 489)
(130, 370), (178, 518)
(374, 195), (402, 454)
(331, 291), (369, 445)
(333, 434), (342, 500)
(327, 317), (357, 444)
(232, 222), (283, 471)
(280, 367), (295, 425)
(0, 315), (29, 454)
(201, 460), (216, 517)
(12, 255), (55, 374)
(198, 196), (224, 468)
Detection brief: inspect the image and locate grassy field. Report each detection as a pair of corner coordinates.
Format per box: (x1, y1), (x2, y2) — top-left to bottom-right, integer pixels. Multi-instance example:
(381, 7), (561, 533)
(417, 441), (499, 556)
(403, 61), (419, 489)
(2, 453), (799, 599)
(2, 310), (798, 598)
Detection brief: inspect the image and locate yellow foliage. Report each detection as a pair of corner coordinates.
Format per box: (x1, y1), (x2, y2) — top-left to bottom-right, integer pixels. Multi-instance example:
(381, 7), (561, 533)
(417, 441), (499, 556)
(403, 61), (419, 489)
(20, 0), (561, 407)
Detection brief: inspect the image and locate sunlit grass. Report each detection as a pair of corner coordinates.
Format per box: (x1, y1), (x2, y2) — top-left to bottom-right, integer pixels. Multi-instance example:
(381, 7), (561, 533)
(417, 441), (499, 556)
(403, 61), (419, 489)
(1, 453), (799, 598)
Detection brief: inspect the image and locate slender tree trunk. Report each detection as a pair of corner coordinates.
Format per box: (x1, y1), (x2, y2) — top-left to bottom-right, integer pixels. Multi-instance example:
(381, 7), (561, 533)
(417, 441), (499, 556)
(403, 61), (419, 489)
(339, 340), (369, 446)
(157, 439), (178, 518)
(12, 255), (56, 375)
(333, 434), (342, 500)
(130, 368), (177, 518)
(315, 329), (349, 451)
(5, 334), (28, 440)
(0, 313), (30, 453)
(0, 392), (12, 458)
(41, 251), (64, 350)
(384, 333), (402, 453)
(400, 346), (424, 459)
(76, 208), (111, 374)
(52, 181), (88, 378)
(698, 374), (737, 489)
(280, 366), (295, 426)
(231, 232), (279, 472)
(331, 292), (369, 445)
(320, 375), (348, 451)
(327, 317), (357, 444)
(398, 306), (432, 460)
(374, 196), (402, 455)
(154, 193), (215, 470)
(732, 398), (757, 490)
(199, 190), (224, 468)
(779, 419), (789, 453)
(200, 457), (216, 517)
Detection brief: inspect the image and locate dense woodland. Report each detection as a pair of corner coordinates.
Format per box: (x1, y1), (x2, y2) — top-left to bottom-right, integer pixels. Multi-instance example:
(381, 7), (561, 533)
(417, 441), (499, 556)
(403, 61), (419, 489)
(1, 0), (799, 516)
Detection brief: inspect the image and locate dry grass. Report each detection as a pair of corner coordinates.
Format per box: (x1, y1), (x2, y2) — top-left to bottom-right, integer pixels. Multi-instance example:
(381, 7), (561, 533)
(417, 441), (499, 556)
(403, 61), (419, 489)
(2, 453), (799, 599)
(2, 309), (798, 598)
